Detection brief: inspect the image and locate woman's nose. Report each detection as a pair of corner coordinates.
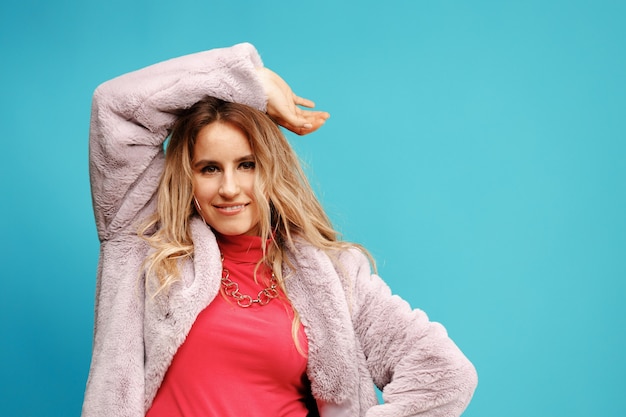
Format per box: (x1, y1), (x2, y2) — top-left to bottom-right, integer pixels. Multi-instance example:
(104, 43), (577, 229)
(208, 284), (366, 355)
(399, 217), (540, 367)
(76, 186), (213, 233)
(219, 171), (240, 198)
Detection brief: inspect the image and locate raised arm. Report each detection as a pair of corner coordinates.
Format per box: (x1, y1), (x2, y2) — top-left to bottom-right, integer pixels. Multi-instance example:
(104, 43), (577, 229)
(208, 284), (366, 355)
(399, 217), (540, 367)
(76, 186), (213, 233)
(89, 42), (268, 241)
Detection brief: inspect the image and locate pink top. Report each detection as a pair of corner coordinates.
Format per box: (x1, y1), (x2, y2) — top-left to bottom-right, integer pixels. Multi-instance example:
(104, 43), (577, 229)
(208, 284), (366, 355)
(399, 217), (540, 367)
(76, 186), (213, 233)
(146, 233), (312, 417)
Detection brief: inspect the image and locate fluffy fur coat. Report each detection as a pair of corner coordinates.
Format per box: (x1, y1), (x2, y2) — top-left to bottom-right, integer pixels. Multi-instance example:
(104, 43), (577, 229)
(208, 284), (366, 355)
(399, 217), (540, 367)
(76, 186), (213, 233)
(82, 43), (477, 417)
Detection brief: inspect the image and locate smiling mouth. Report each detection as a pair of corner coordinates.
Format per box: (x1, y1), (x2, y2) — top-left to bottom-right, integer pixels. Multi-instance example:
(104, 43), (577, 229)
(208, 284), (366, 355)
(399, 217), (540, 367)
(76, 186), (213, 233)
(213, 203), (249, 213)
(219, 204), (244, 211)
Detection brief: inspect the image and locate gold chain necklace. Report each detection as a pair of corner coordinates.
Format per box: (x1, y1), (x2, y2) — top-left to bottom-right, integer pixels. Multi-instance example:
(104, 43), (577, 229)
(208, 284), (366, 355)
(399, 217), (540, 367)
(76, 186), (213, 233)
(220, 264), (280, 308)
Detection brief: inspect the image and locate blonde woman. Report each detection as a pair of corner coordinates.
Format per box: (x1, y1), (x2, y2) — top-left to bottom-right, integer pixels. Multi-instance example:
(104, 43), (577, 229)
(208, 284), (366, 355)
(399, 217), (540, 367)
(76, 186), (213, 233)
(82, 42), (477, 417)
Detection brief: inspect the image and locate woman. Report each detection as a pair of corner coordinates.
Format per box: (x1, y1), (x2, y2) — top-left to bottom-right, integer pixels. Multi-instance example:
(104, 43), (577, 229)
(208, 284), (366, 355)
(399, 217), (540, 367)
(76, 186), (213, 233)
(83, 42), (477, 417)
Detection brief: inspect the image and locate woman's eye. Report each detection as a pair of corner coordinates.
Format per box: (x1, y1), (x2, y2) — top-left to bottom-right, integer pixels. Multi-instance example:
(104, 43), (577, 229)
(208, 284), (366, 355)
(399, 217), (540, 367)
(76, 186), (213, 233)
(201, 165), (219, 174)
(240, 161), (256, 170)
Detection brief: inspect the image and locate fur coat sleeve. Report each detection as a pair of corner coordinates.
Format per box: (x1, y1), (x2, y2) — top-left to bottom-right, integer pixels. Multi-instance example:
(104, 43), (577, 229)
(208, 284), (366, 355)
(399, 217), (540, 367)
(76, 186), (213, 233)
(345, 249), (478, 416)
(88, 42), (265, 242)
(82, 43), (266, 417)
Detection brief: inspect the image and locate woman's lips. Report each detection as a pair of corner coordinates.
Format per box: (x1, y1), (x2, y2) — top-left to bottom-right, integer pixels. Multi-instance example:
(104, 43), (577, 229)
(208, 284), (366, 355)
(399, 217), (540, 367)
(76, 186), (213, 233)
(213, 203), (248, 216)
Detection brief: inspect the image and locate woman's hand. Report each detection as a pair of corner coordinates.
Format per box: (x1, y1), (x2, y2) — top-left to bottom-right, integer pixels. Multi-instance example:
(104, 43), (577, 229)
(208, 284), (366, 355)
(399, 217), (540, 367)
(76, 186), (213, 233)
(256, 67), (330, 135)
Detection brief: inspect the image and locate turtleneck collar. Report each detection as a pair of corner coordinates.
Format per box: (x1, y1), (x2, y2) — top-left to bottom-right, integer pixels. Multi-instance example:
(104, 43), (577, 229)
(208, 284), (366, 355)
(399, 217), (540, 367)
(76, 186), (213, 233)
(215, 232), (266, 264)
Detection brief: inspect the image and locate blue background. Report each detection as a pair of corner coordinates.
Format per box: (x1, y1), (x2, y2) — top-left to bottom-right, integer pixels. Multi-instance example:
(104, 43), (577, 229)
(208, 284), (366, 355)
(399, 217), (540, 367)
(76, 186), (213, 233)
(1, 1), (624, 416)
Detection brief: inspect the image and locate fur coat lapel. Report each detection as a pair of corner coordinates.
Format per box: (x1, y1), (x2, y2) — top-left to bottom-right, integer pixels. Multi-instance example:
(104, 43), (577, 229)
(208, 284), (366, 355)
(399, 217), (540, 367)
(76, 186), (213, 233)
(285, 243), (360, 404)
(143, 217), (222, 407)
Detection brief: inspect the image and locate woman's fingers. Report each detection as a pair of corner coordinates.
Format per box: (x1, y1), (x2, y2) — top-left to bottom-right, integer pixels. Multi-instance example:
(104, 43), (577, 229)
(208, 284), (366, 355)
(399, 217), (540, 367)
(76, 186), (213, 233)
(283, 111), (330, 135)
(294, 95), (315, 109)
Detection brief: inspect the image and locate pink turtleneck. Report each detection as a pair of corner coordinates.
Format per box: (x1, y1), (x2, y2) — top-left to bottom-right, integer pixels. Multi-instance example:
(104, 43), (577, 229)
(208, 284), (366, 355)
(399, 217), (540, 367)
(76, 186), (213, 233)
(146, 233), (312, 417)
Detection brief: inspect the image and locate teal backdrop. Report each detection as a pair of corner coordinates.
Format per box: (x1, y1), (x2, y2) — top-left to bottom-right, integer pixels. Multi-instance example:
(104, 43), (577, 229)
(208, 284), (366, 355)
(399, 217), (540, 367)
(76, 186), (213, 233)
(1, 1), (624, 416)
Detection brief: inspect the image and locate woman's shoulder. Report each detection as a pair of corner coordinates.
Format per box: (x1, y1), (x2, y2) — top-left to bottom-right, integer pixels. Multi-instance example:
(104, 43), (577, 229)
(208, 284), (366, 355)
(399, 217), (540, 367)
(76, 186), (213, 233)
(289, 239), (374, 295)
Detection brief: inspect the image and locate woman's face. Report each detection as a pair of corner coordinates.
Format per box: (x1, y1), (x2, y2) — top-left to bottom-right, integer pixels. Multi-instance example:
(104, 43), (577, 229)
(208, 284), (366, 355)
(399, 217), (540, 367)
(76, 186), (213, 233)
(191, 122), (260, 236)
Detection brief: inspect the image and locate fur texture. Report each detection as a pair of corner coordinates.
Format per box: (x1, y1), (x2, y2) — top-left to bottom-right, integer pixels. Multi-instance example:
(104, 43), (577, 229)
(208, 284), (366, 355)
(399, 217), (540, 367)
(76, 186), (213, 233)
(82, 43), (477, 417)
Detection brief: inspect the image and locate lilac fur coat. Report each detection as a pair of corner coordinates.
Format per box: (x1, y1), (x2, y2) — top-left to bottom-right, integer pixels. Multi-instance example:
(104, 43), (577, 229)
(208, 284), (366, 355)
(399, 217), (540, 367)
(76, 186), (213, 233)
(82, 43), (477, 417)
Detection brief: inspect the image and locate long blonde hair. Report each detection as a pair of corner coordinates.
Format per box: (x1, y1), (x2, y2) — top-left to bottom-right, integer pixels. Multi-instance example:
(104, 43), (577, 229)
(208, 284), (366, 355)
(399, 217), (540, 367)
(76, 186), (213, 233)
(140, 97), (368, 300)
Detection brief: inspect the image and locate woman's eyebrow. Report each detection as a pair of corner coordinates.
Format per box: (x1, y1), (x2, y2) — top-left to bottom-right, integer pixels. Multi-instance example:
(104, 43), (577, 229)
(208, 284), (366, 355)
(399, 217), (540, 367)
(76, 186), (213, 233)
(192, 159), (217, 169)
